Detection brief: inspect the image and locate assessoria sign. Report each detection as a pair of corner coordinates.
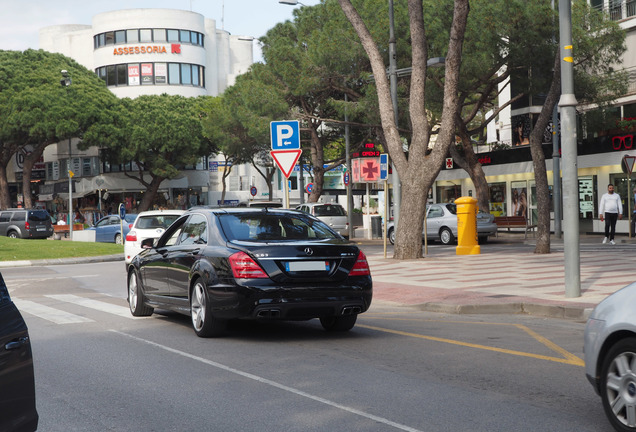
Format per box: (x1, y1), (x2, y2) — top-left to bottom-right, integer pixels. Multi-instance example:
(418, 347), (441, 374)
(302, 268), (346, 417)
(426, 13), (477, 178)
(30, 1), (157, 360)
(113, 44), (181, 56)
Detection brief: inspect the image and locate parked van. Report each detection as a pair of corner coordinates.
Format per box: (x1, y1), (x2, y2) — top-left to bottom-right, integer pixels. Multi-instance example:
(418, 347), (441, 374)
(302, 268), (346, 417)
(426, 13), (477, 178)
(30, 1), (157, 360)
(0, 209), (54, 239)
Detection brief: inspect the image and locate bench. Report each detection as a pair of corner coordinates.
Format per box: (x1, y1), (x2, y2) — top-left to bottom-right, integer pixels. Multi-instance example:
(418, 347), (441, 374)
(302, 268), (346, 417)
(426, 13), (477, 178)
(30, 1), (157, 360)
(53, 224), (84, 239)
(494, 215), (537, 239)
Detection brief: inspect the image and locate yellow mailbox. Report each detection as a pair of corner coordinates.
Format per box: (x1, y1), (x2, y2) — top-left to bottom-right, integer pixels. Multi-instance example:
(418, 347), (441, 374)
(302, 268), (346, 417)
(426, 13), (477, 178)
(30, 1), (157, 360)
(455, 196), (480, 255)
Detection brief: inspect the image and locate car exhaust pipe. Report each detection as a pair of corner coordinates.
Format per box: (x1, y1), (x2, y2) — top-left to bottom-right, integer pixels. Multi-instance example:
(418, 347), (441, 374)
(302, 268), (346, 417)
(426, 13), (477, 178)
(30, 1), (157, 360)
(341, 306), (361, 315)
(256, 309), (281, 318)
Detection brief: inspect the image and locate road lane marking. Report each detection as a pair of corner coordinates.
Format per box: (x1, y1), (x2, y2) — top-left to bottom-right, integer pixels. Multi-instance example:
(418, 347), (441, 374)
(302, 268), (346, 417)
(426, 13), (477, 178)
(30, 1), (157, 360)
(46, 294), (133, 319)
(111, 330), (422, 432)
(358, 324), (584, 367)
(12, 299), (94, 324)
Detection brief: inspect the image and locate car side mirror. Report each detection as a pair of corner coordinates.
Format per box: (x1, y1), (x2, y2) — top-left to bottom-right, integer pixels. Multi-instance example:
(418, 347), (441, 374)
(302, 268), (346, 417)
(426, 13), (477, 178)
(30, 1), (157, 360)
(141, 238), (155, 249)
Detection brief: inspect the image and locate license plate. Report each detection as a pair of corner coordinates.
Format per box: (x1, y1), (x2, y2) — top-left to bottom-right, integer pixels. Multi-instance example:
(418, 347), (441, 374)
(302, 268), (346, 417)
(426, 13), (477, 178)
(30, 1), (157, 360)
(36, 227), (46, 231)
(285, 261), (329, 272)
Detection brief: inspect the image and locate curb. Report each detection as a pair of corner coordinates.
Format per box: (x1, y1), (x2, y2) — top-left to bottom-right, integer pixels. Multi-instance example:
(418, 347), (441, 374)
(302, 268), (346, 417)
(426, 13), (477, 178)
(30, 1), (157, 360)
(0, 254), (124, 268)
(413, 301), (593, 321)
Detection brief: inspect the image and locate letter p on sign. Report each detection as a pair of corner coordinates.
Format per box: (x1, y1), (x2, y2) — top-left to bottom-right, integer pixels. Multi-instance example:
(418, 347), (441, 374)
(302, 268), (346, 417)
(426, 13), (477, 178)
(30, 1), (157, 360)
(270, 120), (300, 150)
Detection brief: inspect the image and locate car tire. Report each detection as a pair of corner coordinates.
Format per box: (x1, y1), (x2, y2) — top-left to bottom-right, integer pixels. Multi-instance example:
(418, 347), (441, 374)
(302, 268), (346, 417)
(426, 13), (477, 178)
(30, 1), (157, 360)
(388, 228), (395, 245)
(115, 233), (122, 245)
(439, 227), (454, 245)
(190, 279), (226, 338)
(7, 230), (19, 239)
(127, 269), (153, 317)
(320, 314), (357, 332)
(478, 236), (489, 244)
(600, 337), (636, 431)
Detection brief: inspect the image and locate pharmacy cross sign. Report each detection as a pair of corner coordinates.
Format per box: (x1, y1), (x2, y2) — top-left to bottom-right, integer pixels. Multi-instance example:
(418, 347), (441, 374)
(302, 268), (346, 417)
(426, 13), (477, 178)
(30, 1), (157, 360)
(361, 159), (380, 182)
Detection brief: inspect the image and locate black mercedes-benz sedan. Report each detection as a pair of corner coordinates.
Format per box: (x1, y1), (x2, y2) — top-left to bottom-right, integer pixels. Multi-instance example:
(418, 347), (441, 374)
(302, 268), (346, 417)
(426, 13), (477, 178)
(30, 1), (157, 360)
(126, 207), (372, 337)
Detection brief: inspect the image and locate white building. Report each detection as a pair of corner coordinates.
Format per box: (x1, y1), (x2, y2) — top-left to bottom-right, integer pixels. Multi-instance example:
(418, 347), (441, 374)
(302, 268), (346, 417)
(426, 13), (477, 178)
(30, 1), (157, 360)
(31, 8), (266, 220)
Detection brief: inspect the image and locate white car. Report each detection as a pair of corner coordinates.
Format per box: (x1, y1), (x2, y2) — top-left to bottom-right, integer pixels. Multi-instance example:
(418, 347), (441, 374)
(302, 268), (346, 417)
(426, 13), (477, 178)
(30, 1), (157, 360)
(584, 282), (636, 431)
(295, 202), (349, 237)
(124, 210), (185, 264)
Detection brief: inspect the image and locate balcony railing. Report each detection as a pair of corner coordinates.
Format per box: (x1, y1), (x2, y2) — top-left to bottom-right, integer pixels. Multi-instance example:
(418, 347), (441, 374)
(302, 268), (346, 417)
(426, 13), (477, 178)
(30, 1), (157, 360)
(593, 0), (636, 21)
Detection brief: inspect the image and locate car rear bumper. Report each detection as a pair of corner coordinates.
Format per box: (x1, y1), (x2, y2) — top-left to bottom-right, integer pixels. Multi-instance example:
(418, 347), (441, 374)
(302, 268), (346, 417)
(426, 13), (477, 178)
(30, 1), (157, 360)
(208, 279), (372, 320)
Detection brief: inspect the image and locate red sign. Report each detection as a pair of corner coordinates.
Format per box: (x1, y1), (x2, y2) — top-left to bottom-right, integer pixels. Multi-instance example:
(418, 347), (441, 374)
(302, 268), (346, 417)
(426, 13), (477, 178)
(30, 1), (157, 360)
(446, 158), (453, 169)
(360, 158), (380, 182)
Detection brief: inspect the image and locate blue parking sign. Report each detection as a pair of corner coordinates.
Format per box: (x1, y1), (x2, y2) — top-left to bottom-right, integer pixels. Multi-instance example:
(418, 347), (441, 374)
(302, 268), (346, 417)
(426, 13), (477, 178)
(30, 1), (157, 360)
(270, 120), (300, 150)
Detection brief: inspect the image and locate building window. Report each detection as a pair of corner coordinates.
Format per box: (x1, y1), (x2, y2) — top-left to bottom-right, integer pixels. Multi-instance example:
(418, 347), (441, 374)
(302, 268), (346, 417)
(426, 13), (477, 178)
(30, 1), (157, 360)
(181, 64), (192, 85)
(94, 28), (205, 48)
(114, 30), (126, 44)
(117, 64), (127, 85)
(97, 63), (204, 88)
(126, 29), (139, 43)
(168, 63), (180, 84)
(153, 29), (166, 42)
(139, 29), (152, 42)
(167, 29), (179, 42)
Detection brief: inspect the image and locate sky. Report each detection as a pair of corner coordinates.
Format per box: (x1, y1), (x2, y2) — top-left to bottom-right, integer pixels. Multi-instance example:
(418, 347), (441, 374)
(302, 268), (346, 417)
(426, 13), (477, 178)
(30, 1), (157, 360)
(0, 0), (321, 62)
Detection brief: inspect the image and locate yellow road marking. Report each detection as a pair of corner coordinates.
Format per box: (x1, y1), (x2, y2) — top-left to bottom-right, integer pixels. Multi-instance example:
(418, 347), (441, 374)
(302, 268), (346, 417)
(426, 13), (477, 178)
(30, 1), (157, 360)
(358, 323), (584, 367)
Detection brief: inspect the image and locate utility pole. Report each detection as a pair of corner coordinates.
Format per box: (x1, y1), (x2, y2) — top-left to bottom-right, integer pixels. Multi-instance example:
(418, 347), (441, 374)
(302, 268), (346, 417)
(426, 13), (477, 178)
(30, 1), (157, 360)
(559, 0), (580, 297)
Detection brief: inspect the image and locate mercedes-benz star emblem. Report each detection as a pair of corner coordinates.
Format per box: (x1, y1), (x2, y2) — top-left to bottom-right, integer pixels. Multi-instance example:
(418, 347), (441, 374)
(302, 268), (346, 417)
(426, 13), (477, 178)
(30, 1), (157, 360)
(304, 248), (314, 256)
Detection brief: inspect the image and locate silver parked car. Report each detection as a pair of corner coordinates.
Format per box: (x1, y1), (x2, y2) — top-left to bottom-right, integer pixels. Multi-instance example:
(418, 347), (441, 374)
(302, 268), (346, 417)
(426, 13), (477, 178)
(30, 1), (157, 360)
(584, 282), (636, 431)
(386, 203), (497, 245)
(296, 202), (349, 238)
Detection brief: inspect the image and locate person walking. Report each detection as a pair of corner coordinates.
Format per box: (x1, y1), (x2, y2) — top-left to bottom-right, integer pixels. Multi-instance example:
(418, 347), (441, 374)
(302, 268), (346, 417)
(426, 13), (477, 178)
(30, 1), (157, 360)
(600, 184), (623, 245)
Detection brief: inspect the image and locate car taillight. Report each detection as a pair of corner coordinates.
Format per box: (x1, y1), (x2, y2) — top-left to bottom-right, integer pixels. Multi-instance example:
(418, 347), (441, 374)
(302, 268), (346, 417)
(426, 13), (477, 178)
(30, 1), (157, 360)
(126, 230), (137, 242)
(25, 221), (30, 231)
(229, 252), (268, 279)
(349, 250), (370, 276)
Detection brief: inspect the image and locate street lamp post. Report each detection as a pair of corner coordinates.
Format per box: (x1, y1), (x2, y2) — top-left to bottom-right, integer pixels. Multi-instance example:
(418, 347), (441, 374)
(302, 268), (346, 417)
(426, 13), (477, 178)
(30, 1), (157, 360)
(60, 70), (73, 239)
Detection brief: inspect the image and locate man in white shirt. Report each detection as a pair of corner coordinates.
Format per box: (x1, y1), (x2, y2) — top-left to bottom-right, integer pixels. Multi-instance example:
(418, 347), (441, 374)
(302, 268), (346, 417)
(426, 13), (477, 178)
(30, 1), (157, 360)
(599, 184), (623, 245)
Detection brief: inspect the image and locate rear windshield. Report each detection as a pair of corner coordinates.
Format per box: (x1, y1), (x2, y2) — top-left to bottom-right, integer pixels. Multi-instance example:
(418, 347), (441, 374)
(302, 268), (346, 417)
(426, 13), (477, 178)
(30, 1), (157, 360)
(218, 213), (339, 241)
(313, 205), (345, 217)
(28, 210), (50, 222)
(137, 215), (181, 229)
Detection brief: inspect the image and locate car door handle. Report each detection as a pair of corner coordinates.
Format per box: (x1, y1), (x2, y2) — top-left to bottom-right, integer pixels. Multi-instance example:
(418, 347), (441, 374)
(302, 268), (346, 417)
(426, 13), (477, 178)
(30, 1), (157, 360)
(188, 249), (200, 255)
(5, 336), (29, 351)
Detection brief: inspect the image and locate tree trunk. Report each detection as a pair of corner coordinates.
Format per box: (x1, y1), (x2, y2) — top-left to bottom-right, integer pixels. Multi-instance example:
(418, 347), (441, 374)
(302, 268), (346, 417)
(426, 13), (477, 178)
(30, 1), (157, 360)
(451, 125), (490, 212)
(136, 175), (165, 212)
(529, 51), (561, 254)
(338, 0), (469, 259)
(308, 121), (325, 203)
(0, 163), (10, 210)
(22, 146), (46, 209)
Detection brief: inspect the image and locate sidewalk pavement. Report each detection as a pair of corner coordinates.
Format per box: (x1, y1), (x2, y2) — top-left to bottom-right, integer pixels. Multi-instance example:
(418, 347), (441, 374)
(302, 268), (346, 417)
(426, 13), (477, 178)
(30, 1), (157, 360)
(354, 232), (636, 321)
(1, 232), (633, 321)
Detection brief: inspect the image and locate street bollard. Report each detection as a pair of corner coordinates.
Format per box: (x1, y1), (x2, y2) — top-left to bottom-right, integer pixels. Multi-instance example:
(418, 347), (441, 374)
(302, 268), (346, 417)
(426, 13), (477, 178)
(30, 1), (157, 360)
(455, 196), (480, 255)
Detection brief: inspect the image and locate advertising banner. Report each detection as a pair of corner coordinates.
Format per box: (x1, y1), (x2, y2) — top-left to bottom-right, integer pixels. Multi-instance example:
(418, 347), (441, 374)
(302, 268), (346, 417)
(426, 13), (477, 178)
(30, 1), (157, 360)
(128, 64), (140, 85)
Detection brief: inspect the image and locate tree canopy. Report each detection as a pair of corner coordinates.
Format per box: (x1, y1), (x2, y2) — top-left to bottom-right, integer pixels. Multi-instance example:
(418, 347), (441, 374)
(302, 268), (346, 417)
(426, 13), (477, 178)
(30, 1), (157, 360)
(0, 49), (118, 209)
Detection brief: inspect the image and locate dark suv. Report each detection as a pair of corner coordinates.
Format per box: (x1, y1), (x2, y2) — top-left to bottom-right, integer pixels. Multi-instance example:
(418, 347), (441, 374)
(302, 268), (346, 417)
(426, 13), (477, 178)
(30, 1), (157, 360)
(0, 209), (54, 239)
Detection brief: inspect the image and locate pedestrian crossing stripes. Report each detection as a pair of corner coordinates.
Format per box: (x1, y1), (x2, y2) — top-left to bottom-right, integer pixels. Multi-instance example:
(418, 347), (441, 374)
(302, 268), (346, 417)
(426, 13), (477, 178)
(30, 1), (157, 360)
(13, 294), (133, 325)
(12, 299), (94, 325)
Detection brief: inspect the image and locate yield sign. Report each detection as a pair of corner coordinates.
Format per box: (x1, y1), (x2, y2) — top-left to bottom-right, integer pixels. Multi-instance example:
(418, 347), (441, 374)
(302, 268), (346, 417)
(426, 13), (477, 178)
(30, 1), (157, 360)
(271, 149), (302, 178)
(623, 155), (636, 175)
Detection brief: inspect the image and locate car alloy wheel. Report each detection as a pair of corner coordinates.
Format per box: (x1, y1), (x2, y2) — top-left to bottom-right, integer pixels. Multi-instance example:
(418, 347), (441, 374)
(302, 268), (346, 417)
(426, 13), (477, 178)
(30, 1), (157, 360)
(115, 233), (122, 245)
(127, 270), (153, 316)
(439, 227), (454, 245)
(601, 338), (636, 431)
(388, 228), (395, 245)
(8, 231), (18, 239)
(190, 279), (226, 337)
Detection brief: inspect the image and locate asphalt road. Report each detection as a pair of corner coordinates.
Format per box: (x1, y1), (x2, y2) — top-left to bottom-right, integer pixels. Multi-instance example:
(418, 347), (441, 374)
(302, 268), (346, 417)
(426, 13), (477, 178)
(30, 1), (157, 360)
(2, 261), (614, 432)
